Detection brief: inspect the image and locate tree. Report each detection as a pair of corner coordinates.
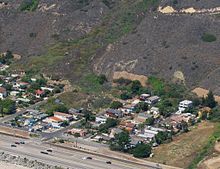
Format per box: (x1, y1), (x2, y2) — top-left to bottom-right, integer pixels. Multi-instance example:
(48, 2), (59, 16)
(83, 109), (95, 122)
(132, 143), (152, 158)
(131, 80), (142, 94)
(155, 131), (172, 144)
(120, 92), (132, 100)
(145, 117), (155, 125)
(0, 99), (16, 115)
(110, 131), (130, 152)
(99, 118), (118, 133)
(98, 74), (108, 85)
(110, 101), (123, 109)
(203, 91), (217, 108)
(135, 102), (148, 113)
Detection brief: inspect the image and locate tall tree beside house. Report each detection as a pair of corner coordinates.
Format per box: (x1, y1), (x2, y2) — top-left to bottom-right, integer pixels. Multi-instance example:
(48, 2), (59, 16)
(110, 131), (130, 152)
(202, 91), (217, 108)
(131, 80), (142, 94)
(132, 143), (152, 158)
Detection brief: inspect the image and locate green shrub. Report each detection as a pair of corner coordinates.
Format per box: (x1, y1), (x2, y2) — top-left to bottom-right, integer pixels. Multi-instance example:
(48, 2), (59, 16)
(20, 0), (39, 11)
(201, 33), (217, 42)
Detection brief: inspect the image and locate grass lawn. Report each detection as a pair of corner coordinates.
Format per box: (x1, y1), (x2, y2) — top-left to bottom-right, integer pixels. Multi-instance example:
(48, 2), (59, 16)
(149, 121), (217, 168)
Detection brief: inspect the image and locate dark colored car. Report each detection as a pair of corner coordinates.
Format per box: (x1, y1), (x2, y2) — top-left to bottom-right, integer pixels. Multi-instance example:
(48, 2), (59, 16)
(46, 149), (52, 152)
(40, 151), (49, 155)
(15, 142), (20, 145)
(20, 141), (25, 144)
(106, 161), (111, 164)
(11, 144), (17, 147)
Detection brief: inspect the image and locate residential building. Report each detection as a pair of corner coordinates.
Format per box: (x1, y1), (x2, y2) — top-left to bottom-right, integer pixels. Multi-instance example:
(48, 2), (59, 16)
(35, 89), (45, 98)
(106, 109), (123, 118)
(178, 100), (193, 112)
(145, 96), (160, 105)
(54, 112), (73, 121)
(0, 87), (7, 99)
(140, 94), (150, 101)
(66, 128), (87, 137)
(135, 112), (153, 123)
(95, 116), (107, 124)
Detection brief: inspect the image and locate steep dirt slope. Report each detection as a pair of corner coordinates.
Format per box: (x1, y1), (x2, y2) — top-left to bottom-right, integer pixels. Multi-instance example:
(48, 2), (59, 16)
(93, 0), (220, 93)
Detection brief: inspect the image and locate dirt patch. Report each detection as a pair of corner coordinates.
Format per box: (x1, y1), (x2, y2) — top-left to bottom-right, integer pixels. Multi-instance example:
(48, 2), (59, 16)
(0, 126), (29, 138)
(158, 6), (176, 14)
(192, 87), (220, 104)
(149, 122), (215, 168)
(113, 71), (148, 86)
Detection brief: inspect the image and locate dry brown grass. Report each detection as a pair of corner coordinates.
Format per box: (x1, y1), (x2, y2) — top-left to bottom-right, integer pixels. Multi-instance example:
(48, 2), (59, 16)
(192, 87), (220, 104)
(149, 122), (216, 168)
(113, 71), (148, 86)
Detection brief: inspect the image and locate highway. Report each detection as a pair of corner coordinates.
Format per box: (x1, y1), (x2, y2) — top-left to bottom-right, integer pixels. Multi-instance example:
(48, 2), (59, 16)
(0, 135), (178, 169)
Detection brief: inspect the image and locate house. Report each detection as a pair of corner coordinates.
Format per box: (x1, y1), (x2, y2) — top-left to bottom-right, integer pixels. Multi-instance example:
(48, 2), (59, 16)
(140, 94), (150, 101)
(145, 96), (160, 105)
(35, 89), (45, 98)
(109, 128), (123, 138)
(0, 87), (7, 99)
(106, 109), (123, 118)
(178, 100), (193, 112)
(54, 112), (73, 121)
(95, 116), (107, 124)
(41, 87), (54, 92)
(120, 105), (134, 115)
(17, 98), (30, 103)
(135, 112), (153, 123)
(43, 116), (63, 128)
(66, 128), (87, 137)
(198, 107), (212, 118)
(10, 91), (20, 96)
(119, 121), (136, 133)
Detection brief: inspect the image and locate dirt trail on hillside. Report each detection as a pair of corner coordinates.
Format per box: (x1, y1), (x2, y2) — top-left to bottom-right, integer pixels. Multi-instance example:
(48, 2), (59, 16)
(158, 6), (220, 14)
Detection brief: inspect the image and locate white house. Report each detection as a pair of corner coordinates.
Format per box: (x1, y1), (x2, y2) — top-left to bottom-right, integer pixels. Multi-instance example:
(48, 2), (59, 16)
(95, 116), (107, 124)
(178, 100), (193, 112)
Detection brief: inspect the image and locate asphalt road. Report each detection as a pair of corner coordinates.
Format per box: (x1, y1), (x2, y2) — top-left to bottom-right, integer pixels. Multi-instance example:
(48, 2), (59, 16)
(0, 135), (176, 169)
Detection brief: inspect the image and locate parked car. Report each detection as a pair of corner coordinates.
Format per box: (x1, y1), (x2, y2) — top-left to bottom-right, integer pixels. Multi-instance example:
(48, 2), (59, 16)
(11, 144), (17, 147)
(40, 151), (49, 155)
(82, 157), (92, 160)
(46, 149), (52, 152)
(20, 141), (25, 144)
(106, 161), (111, 164)
(15, 142), (20, 145)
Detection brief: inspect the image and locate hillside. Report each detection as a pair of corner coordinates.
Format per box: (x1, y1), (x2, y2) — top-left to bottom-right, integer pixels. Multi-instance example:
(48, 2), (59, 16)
(1, 0), (220, 94)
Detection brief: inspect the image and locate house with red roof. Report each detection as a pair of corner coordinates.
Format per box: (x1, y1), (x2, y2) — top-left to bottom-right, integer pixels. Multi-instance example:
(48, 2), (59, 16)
(35, 89), (45, 98)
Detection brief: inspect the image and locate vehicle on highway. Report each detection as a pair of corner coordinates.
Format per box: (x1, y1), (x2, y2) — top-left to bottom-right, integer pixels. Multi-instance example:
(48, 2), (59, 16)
(15, 142), (20, 145)
(20, 141), (25, 144)
(11, 144), (17, 147)
(106, 161), (112, 164)
(40, 151), (49, 155)
(46, 149), (52, 152)
(82, 156), (92, 160)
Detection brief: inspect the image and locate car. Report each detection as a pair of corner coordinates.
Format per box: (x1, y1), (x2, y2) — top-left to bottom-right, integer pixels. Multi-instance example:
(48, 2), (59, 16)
(46, 149), (52, 152)
(15, 142), (20, 145)
(40, 151), (49, 155)
(20, 141), (25, 144)
(82, 156), (92, 160)
(106, 161), (111, 164)
(11, 144), (17, 147)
